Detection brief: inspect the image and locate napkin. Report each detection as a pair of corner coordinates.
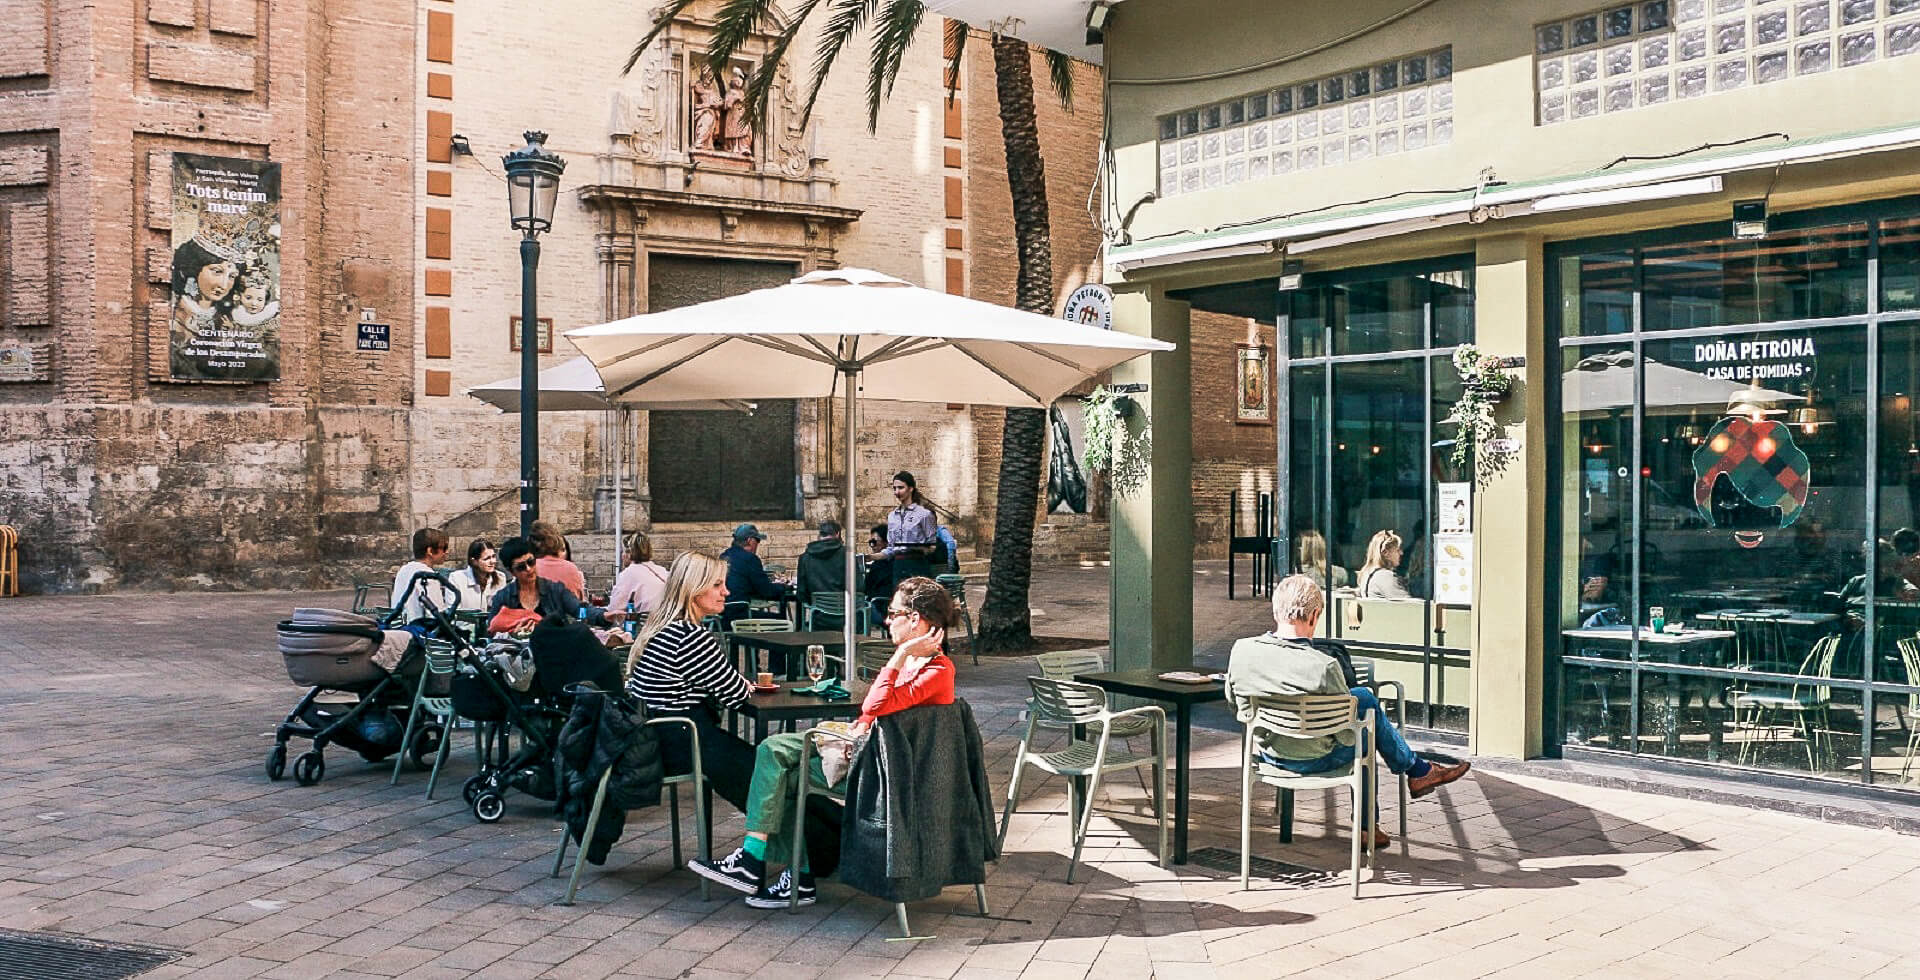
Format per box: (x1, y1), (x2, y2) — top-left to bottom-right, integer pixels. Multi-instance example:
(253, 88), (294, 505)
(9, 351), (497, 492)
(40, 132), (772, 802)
(795, 679), (851, 700)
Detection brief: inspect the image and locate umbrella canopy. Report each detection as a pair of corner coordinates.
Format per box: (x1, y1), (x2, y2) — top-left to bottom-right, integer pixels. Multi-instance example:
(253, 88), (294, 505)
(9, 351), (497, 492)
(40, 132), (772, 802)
(1566, 350), (1802, 417)
(464, 356), (752, 413)
(564, 267), (1173, 662)
(566, 268), (1171, 409)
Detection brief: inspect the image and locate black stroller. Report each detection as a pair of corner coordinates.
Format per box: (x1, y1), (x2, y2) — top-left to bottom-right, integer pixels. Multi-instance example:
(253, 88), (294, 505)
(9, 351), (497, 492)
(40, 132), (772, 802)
(268, 570), (468, 787)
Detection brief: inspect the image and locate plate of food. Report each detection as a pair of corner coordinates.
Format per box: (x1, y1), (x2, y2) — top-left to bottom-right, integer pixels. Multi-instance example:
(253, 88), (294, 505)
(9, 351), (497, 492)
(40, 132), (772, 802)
(1157, 670), (1221, 685)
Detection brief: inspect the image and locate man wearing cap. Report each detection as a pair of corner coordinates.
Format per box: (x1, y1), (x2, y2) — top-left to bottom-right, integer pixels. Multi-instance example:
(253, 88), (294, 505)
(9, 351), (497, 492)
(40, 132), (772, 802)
(721, 523), (792, 629)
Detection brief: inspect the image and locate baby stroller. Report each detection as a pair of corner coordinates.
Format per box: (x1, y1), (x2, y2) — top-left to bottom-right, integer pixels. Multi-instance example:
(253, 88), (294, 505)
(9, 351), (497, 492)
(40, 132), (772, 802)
(450, 634), (566, 823)
(267, 569), (454, 787)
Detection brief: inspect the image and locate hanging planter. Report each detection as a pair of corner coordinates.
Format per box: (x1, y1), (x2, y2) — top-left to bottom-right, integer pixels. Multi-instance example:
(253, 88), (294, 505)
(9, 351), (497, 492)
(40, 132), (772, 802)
(1083, 385), (1152, 499)
(1445, 344), (1517, 486)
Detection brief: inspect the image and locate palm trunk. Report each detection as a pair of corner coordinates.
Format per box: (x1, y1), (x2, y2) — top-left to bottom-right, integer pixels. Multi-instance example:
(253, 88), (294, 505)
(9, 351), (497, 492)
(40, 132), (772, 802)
(976, 34), (1053, 654)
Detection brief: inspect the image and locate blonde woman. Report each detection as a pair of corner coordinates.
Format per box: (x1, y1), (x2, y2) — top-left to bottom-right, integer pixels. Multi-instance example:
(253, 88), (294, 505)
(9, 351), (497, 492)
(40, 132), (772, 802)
(1294, 529), (1351, 590)
(1357, 530), (1412, 599)
(625, 551), (757, 814)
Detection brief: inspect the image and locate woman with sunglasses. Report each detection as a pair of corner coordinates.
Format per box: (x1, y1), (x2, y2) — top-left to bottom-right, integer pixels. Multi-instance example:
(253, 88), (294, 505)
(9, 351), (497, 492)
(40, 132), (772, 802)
(688, 576), (956, 909)
(486, 537), (623, 636)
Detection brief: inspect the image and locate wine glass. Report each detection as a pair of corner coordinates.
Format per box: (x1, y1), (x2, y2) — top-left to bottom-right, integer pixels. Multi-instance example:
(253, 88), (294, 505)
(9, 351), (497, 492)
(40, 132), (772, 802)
(806, 644), (827, 685)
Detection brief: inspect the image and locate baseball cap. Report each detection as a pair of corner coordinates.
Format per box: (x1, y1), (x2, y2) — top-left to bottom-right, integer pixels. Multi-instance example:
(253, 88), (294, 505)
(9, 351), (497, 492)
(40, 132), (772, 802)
(732, 523), (768, 542)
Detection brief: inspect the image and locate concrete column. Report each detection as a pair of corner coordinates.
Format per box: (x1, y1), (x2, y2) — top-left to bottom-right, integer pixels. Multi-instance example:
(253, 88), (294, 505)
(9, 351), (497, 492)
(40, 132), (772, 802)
(1110, 286), (1194, 670)
(1468, 235), (1549, 759)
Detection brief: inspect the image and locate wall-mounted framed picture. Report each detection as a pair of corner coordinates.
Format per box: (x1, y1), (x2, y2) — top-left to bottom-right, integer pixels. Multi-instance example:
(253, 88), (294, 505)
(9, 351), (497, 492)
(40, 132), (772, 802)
(508, 316), (554, 353)
(1236, 343), (1271, 424)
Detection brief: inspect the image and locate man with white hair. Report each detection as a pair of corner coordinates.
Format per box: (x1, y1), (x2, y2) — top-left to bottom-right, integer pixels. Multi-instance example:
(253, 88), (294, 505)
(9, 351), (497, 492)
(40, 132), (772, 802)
(1225, 573), (1470, 846)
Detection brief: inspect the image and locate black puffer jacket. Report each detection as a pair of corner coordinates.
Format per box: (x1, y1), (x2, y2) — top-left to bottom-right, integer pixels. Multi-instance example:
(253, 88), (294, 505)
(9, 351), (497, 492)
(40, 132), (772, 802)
(555, 686), (664, 865)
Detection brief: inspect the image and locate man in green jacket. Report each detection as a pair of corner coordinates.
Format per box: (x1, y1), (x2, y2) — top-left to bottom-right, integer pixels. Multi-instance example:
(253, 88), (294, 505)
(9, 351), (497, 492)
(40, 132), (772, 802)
(1225, 574), (1470, 845)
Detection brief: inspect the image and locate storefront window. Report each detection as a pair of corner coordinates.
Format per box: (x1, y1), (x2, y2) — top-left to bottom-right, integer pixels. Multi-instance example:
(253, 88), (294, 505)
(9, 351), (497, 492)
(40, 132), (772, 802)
(1553, 198), (1920, 790)
(1285, 258), (1473, 730)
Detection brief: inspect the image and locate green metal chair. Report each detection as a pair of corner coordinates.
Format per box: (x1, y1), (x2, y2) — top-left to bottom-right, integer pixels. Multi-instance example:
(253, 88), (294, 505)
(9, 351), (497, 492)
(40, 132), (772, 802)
(351, 577), (390, 621)
(803, 592), (867, 634)
(391, 639), (460, 798)
(935, 574), (976, 665)
(1734, 634), (1841, 771)
(552, 715), (713, 905)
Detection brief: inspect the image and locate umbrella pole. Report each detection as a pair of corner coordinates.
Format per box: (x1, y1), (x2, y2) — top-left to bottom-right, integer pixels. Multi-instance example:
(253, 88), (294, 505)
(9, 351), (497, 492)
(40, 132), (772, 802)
(844, 367), (861, 674)
(613, 407), (624, 582)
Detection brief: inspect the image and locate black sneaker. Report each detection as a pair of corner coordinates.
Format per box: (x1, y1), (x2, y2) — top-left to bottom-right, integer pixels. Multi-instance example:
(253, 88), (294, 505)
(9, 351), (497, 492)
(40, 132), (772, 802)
(744, 868), (816, 909)
(689, 848), (763, 895)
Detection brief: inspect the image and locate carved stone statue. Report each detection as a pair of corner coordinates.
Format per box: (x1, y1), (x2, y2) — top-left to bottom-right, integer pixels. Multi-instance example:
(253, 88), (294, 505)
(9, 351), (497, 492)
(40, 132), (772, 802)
(721, 66), (753, 154)
(691, 67), (723, 152)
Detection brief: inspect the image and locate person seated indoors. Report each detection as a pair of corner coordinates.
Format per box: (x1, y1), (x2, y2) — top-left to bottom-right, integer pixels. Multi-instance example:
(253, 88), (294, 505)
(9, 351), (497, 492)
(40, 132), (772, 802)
(608, 531), (670, 621)
(529, 520), (589, 602)
(392, 527), (452, 628)
(487, 537), (623, 637)
(720, 523), (791, 626)
(1356, 529), (1414, 599)
(1225, 574), (1470, 847)
(690, 576), (957, 908)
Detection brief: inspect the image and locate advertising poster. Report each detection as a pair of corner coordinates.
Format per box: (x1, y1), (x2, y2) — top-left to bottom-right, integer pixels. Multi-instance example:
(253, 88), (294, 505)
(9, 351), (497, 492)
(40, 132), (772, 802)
(1434, 531), (1473, 604)
(1438, 481), (1471, 532)
(169, 153), (282, 381)
(1048, 397), (1090, 514)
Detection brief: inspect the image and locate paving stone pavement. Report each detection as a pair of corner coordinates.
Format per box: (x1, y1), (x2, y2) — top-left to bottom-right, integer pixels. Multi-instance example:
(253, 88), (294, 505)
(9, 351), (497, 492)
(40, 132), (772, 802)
(4, 565), (1919, 979)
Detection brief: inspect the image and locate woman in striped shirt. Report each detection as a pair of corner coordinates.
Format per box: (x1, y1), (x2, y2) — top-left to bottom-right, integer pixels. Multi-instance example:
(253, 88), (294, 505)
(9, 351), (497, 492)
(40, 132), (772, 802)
(625, 551), (757, 812)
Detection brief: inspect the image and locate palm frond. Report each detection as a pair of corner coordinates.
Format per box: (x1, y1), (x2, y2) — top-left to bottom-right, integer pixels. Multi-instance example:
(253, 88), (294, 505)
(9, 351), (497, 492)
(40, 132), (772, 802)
(864, 0), (927, 132)
(942, 18), (968, 106)
(706, 0), (779, 84)
(1043, 48), (1075, 111)
(623, 0), (704, 75)
(800, 0), (878, 128)
(744, 0), (827, 127)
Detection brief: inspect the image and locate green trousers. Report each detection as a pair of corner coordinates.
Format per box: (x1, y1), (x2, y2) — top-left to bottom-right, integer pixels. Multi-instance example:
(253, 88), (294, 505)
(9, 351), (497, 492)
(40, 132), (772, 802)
(743, 732), (840, 872)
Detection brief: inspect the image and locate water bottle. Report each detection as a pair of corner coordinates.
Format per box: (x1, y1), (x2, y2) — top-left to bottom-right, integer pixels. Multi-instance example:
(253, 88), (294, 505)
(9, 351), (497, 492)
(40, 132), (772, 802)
(625, 600), (638, 640)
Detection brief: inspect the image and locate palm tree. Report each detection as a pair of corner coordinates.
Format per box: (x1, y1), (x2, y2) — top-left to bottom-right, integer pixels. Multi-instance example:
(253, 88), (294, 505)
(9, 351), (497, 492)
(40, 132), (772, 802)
(628, 0), (1075, 652)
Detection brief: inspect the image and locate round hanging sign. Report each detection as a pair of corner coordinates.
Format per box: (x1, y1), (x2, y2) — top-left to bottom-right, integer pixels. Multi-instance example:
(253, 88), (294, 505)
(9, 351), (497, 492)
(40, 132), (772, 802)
(1062, 284), (1114, 329)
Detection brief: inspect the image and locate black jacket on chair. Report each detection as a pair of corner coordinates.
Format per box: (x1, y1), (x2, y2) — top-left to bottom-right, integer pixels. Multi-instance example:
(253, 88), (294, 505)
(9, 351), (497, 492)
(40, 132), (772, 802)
(839, 699), (997, 903)
(555, 687), (664, 866)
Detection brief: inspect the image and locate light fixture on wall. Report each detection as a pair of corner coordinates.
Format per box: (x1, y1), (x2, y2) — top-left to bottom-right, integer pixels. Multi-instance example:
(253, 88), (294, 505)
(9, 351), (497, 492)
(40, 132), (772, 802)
(1085, 0), (1116, 45)
(449, 134), (474, 156)
(1732, 198), (1769, 240)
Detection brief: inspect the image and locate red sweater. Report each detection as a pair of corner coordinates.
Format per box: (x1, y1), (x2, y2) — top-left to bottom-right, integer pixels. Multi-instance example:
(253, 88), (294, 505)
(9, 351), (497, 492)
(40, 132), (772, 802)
(858, 653), (955, 725)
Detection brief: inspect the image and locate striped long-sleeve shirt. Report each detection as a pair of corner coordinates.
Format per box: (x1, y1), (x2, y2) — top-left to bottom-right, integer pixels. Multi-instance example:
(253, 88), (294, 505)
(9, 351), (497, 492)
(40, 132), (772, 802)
(626, 620), (751, 713)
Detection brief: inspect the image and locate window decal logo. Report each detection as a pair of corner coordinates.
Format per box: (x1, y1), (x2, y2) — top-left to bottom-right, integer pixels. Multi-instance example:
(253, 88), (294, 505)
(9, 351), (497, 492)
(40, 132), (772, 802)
(1690, 403), (1810, 550)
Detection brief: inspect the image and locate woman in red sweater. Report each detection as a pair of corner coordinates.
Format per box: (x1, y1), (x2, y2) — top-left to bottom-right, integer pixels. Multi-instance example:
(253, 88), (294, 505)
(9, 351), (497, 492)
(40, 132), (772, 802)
(690, 577), (957, 908)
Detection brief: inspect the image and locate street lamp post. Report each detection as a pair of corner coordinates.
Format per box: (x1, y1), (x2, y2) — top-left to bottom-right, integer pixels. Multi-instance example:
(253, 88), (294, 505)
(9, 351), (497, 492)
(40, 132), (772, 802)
(501, 131), (566, 538)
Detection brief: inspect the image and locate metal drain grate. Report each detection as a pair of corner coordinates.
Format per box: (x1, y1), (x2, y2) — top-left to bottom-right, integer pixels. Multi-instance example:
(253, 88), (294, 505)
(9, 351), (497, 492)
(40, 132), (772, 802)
(0, 929), (180, 980)
(1185, 846), (1336, 886)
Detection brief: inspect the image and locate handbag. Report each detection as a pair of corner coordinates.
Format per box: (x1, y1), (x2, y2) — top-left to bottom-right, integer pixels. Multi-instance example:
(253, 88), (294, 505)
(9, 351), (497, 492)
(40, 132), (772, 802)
(812, 720), (866, 787)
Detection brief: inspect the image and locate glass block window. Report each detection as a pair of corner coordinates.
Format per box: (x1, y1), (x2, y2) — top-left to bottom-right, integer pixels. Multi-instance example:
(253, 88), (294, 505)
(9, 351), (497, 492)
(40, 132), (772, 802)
(1156, 48), (1453, 197)
(1535, 0), (1920, 124)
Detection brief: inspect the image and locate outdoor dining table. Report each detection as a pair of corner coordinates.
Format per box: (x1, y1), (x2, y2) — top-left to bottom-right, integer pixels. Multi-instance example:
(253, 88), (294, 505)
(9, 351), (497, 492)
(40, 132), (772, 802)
(727, 629), (850, 678)
(1074, 669), (1225, 865)
(736, 680), (867, 743)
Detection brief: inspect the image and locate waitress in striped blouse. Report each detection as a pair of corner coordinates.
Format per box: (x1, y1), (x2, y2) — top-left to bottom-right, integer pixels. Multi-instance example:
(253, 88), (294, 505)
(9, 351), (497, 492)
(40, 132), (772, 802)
(625, 551), (757, 811)
(882, 471), (940, 589)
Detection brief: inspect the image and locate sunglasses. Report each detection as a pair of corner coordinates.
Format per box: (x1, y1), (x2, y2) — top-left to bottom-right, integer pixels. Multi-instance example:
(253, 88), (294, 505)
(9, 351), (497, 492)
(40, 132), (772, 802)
(510, 558), (536, 572)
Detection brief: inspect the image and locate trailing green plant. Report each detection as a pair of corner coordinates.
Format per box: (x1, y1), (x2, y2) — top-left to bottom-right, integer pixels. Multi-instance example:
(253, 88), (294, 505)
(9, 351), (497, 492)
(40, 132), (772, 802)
(1444, 344), (1515, 485)
(1082, 385), (1151, 498)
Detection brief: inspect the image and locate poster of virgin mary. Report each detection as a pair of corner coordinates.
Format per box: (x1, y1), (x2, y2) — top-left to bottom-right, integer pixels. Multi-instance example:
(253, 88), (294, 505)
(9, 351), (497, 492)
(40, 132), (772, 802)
(169, 153), (282, 381)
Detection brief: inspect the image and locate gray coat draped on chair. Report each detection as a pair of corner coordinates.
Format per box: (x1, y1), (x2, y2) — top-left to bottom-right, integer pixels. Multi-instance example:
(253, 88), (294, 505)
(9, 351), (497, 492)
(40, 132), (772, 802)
(838, 699), (997, 903)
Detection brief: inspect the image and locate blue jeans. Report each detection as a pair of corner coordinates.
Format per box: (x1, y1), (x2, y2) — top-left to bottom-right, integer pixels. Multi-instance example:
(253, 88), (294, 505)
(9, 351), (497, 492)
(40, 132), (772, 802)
(1257, 688), (1430, 826)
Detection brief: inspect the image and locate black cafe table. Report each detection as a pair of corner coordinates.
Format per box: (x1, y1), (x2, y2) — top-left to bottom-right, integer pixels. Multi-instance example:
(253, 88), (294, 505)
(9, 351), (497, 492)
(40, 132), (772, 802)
(1074, 669), (1226, 865)
(728, 629), (850, 678)
(736, 680), (866, 743)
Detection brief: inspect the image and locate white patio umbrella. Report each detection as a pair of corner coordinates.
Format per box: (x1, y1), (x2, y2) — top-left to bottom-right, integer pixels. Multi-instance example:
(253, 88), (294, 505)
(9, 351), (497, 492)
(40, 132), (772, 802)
(465, 357), (753, 578)
(565, 267), (1174, 663)
(1566, 350), (1802, 417)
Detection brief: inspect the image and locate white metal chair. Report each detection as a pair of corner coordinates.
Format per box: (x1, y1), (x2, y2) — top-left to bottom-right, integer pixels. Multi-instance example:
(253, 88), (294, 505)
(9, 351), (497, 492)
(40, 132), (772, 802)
(1031, 650), (1156, 794)
(552, 715), (713, 905)
(1347, 657), (1408, 842)
(1895, 636), (1920, 782)
(727, 617), (795, 673)
(1239, 693), (1379, 898)
(997, 677), (1167, 883)
(1734, 634), (1840, 771)
(391, 639), (460, 797)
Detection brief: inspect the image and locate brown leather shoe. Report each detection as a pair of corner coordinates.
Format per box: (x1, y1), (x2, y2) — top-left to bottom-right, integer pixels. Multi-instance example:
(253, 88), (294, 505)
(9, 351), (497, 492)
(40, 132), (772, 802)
(1370, 827), (1391, 849)
(1408, 759), (1471, 799)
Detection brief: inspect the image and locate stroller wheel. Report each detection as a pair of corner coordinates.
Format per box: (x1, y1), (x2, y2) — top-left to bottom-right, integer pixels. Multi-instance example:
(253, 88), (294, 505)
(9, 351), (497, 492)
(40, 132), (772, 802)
(462, 774), (489, 805)
(265, 744), (287, 782)
(410, 724), (444, 769)
(293, 751), (325, 786)
(472, 791), (505, 823)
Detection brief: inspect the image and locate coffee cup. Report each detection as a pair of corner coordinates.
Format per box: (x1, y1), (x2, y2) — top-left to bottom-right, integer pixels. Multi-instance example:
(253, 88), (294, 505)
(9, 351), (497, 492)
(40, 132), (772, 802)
(756, 671), (774, 688)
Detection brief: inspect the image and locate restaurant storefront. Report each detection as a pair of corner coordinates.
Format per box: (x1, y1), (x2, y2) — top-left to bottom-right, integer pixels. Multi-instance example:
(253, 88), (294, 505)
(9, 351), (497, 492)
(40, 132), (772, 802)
(1553, 195), (1920, 789)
